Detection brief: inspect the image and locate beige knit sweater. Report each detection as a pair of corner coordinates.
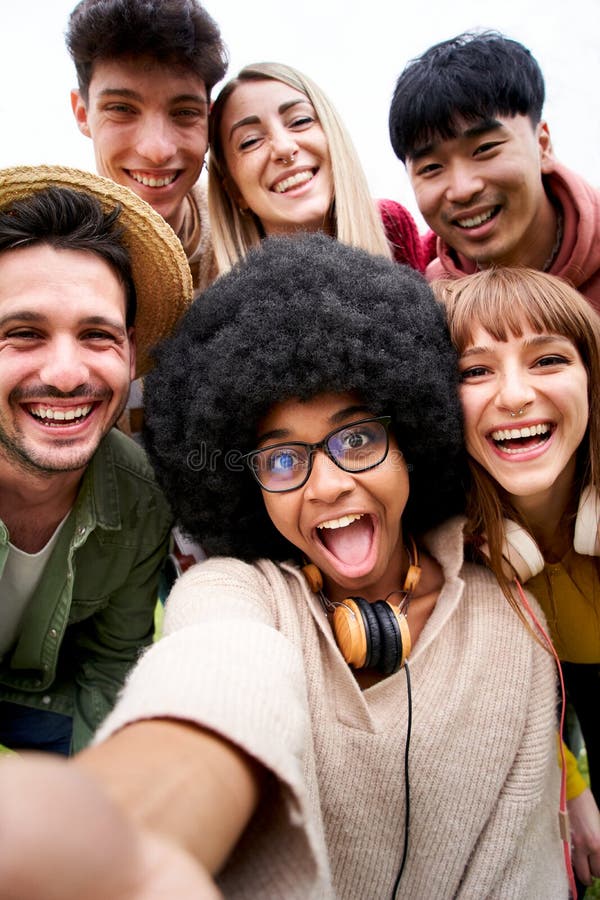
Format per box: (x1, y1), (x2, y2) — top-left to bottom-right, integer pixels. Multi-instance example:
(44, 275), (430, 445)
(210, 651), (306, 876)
(96, 518), (568, 898)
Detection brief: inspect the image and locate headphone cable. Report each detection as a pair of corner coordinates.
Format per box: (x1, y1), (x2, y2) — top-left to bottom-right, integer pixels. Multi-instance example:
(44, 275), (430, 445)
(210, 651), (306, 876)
(392, 661), (412, 899)
(514, 579), (576, 898)
(391, 585), (574, 898)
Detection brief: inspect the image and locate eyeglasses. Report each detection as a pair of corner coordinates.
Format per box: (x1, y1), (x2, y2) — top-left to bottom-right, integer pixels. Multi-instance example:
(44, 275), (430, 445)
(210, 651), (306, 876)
(243, 416), (392, 493)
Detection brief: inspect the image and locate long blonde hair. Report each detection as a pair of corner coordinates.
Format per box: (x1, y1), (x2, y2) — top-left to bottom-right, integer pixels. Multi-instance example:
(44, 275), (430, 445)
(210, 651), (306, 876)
(437, 267), (600, 616)
(208, 62), (391, 274)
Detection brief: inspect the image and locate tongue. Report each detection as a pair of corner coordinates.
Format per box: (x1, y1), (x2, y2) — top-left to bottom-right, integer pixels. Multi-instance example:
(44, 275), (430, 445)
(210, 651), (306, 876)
(502, 433), (547, 451)
(319, 516), (373, 565)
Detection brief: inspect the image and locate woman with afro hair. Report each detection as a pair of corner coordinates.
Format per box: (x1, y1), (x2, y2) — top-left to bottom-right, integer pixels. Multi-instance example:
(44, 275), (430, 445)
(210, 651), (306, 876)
(1, 236), (566, 898)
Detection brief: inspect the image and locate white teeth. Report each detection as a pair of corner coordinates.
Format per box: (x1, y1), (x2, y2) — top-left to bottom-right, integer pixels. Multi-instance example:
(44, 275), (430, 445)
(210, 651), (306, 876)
(317, 513), (363, 530)
(130, 172), (177, 188)
(29, 404), (92, 422)
(501, 443), (544, 454)
(274, 170), (314, 193)
(456, 209), (495, 229)
(491, 423), (550, 442)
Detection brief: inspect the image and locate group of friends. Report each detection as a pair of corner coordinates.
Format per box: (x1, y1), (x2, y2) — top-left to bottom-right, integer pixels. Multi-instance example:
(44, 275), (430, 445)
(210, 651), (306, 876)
(0, 1), (599, 897)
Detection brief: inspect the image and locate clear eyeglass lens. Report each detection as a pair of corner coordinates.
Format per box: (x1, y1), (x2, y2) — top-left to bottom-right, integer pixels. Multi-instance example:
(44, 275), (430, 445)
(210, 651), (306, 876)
(327, 420), (388, 471)
(252, 444), (310, 490)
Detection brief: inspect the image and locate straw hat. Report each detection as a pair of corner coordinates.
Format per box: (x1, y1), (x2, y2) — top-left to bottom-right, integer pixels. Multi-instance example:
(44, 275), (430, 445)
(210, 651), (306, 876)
(0, 165), (194, 376)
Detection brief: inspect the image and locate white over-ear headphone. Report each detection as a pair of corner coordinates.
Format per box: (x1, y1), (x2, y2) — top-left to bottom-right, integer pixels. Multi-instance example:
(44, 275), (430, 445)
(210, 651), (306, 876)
(573, 484), (600, 556)
(498, 485), (600, 582)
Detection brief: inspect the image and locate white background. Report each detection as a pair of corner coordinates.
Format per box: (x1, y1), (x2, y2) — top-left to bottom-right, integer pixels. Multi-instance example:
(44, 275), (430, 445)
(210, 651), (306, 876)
(1, 0), (598, 227)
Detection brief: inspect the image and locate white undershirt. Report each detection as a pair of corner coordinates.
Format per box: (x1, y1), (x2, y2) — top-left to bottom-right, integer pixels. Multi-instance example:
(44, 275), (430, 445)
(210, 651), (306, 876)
(0, 514), (70, 656)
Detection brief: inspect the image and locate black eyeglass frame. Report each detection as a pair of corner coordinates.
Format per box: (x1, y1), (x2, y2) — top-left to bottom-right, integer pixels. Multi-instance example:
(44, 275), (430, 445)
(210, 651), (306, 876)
(243, 415), (393, 493)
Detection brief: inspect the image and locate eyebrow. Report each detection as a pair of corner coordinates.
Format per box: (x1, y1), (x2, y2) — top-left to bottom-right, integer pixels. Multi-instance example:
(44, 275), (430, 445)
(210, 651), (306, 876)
(98, 87), (208, 105)
(410, 118), (505, 161)
(256, 405), (372, 446)
(228, 98), (309, 138)
(83, 315), (129, 337)
(460, 334), (574, 358)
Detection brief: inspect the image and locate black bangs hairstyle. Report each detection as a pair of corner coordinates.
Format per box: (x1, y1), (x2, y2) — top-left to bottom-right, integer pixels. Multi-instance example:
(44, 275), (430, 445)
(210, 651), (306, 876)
(389, 31), (545, 163)
(66, 0), (228, 101)
(0, 186), (136, 327)
(143, 233), (465, 560)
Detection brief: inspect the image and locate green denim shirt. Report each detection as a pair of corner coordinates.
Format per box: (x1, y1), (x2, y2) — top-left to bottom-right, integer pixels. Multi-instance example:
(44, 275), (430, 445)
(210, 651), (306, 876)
(0, 429), (172, 752)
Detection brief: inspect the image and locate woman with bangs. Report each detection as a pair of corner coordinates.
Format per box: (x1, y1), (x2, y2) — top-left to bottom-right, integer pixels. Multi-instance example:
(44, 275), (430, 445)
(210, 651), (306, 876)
(439, 267), (600, 891)
(208, 62), (423, 274)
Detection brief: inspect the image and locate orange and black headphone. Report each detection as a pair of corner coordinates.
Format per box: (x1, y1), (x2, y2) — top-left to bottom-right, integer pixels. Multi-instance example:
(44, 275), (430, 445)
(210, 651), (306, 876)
(302, 537), (421, 675)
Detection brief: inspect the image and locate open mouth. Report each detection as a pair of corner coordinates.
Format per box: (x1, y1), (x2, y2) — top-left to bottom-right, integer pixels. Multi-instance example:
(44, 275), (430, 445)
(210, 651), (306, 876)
(273, 169), (316, 194)
(489, 422), (553, 454)
(128, 171), (179, 188)
(454, 205), (501, 229)
(316, 512), (374, 565)
(26, 403), (95, 427)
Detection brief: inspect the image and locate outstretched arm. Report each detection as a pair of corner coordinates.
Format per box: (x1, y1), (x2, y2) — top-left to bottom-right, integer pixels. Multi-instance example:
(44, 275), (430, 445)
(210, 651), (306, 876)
(76, 717), (265, 873)
(0, 752), (222, 900)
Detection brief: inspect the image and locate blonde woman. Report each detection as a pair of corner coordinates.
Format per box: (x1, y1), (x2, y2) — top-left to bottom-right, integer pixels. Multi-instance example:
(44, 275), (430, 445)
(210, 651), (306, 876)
(208, 62), (423, 274)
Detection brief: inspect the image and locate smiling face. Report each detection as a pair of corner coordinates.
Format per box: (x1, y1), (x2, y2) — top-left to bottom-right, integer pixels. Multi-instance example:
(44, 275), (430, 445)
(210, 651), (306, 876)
(458, 323), (589, 516)
(71, 57), (209, 233)
(406, 114), (557, 269)
(219, 78), (334, 236)
(0, 244), (135, 478)
(256, 392), (409, 603)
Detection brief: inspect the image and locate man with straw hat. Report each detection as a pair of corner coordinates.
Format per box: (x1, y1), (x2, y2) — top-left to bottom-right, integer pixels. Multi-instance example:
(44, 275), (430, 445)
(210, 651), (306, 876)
(0, 164), (193, 755)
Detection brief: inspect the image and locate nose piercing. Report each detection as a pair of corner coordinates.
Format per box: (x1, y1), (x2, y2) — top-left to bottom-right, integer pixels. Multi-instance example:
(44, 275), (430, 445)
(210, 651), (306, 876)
(509, 407), (526, 418)
(282, 151), (296, 166)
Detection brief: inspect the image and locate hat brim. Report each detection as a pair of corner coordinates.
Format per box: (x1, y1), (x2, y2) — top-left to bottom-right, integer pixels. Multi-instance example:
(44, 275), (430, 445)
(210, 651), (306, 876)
(0, 165), (194, 376)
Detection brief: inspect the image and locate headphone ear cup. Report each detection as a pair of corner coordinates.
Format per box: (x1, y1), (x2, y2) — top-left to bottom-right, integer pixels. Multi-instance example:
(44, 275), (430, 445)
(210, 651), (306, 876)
(351, 597), (380, 669)
(332, 598), (370, 668)
(501, 519), (545, 581)
(372, 601), (411, 675)
(331, 597), (387, 670)
(574, 485), (600, 556)
(371, 602), (398, 675)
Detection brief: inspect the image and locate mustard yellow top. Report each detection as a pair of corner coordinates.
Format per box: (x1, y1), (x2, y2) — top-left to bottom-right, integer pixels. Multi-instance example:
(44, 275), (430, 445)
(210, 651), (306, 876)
(527, 550), (600, 663)
(527, 550), (598, 799)
(562, 741), (588, 799)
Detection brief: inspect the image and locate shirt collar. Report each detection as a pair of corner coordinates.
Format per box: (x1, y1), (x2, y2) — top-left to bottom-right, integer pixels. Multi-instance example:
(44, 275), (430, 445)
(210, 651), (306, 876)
(73, 431), (122, 535)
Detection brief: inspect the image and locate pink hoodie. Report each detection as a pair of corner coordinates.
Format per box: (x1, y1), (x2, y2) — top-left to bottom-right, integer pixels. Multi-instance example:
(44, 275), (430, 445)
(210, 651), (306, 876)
(426, 161), (600, 314)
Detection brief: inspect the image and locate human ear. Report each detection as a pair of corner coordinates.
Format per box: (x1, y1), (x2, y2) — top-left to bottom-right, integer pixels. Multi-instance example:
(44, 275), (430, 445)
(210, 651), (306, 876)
(127, 329), (137, 381)
(222, 174), (247, 210)
(71, 90), (92, 138)
(536, 121), (555, 174)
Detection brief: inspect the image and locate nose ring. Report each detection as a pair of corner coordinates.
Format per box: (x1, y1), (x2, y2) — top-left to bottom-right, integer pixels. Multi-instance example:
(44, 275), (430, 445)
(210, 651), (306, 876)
(282, 151), (296, 166)
(509, 407), (526, 418)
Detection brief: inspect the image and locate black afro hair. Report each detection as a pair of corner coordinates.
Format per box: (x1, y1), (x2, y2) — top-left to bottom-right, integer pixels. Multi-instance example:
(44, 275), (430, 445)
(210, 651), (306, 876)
(144, 233), (465, 560)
